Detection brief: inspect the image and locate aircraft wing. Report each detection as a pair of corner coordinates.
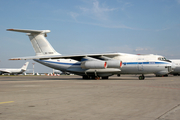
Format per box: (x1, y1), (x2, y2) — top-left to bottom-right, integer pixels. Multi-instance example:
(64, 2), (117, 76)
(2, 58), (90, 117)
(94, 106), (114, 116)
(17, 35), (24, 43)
(9, 53), (122, 61)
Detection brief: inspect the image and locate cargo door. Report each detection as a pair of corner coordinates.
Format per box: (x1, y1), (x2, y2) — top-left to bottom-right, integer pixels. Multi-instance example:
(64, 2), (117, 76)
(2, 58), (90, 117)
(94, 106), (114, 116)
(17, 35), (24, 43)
(138, 62), (143, 71)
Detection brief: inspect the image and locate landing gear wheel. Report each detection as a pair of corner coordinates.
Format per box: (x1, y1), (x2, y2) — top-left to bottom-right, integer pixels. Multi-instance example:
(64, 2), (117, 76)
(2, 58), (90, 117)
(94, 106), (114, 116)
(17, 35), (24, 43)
(139, 75), (145, 80)
(163, 74), (168, 77)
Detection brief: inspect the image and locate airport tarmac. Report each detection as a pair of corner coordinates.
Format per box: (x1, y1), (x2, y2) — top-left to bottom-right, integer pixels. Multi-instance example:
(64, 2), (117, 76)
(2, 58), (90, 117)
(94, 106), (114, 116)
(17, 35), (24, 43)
(0, 75), (180, 120)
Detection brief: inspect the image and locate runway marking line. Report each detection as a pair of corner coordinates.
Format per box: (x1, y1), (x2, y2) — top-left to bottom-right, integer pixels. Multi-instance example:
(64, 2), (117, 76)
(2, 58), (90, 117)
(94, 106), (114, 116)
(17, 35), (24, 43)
(0, 101), (14, 104)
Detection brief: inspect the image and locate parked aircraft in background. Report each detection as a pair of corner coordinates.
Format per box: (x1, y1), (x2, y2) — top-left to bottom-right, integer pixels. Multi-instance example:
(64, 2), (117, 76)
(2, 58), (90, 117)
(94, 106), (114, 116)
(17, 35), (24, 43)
(7, 29), (173, 80)
(0, 62), (29, 75)
(169, 59), (180, 76)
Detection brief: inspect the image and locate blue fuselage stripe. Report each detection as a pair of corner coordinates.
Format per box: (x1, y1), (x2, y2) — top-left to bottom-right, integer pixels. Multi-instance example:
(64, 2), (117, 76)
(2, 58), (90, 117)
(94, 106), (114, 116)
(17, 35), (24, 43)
(124, 62), (169, 65)
(36, 60), (169, 66)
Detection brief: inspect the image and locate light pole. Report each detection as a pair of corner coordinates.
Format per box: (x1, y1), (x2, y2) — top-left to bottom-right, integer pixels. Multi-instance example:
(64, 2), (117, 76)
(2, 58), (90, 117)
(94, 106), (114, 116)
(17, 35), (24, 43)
(32, 63), (35, 75)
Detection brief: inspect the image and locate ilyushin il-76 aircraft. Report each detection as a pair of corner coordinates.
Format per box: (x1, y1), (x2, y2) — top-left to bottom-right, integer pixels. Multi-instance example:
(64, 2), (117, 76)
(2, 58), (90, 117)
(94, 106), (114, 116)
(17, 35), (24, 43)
(7, 29), (173, 80)
(0, 62), (29, 75)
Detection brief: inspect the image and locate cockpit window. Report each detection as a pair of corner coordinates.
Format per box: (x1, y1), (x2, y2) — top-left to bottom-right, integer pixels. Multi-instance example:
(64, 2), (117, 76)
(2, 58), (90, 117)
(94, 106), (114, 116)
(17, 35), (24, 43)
(158, 57), (170, 62)
(158, 57), (167, 61)
(163, 57), (167, 60)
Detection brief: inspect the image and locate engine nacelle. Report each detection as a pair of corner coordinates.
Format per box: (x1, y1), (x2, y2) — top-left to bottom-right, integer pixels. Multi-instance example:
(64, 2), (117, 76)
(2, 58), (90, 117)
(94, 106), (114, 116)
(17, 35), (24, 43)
(106, 60), (122, 68)
(81, 61), (107, 69)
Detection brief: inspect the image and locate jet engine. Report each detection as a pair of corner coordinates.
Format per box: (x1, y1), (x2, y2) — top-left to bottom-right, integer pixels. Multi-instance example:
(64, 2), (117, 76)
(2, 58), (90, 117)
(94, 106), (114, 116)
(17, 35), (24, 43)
(106, 60), (122, 68)
(81, 61), (107, 69)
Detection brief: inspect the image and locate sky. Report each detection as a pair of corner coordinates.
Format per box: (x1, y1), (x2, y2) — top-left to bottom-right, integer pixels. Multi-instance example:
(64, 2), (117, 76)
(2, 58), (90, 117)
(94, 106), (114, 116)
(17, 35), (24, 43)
(0, 0), (180, 73)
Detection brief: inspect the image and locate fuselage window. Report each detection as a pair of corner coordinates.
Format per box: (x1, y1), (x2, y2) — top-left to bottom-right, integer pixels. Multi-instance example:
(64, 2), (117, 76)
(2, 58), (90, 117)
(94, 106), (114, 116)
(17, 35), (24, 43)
(158, 57), (162, 60)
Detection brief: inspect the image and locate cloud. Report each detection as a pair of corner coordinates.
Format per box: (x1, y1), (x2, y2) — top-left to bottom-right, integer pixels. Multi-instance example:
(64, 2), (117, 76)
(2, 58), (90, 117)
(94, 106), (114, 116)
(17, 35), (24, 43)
(177, 0), (180, 4)
(121, 2), (133, 11)
(92, 0), (117, 19)
(78, 0), (117, 21)
(69, 12), (79, 21)
(155, 27), (171, 32)
(72, 20), (136, 29)
(66, 0), (141, 30)
(134, 47), (148, 52)
(107, 45), (134, 53)
(133, 47), (156, 54)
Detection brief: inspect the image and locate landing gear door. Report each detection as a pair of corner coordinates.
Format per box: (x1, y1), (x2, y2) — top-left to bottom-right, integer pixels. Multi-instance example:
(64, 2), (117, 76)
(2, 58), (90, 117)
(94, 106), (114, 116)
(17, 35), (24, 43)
(138, 62), (143, 71)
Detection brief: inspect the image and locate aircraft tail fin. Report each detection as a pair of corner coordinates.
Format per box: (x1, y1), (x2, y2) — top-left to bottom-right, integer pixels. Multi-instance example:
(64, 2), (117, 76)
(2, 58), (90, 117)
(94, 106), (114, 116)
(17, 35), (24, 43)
(21, 62), (29, 71)
(7, 29), (61, 56)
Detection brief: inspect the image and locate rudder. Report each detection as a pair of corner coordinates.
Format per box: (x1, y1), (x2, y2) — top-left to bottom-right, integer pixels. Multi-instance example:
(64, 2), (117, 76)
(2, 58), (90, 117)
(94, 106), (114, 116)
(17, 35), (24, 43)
(28, 33), (60, 56)
(21, 62), (29, 71)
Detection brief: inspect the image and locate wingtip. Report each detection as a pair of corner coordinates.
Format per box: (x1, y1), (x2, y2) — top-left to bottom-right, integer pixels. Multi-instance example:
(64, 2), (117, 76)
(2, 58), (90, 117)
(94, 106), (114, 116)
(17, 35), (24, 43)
(7, 29), (14, 31)
(9, 58), (21, 60)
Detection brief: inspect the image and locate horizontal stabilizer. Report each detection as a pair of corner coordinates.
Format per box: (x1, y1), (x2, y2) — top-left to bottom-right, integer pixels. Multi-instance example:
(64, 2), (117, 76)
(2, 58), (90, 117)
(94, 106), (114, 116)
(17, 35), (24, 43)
(7, 29), (50, 34)
(7, 28), (60, 56)
(9, 55), (62, 60)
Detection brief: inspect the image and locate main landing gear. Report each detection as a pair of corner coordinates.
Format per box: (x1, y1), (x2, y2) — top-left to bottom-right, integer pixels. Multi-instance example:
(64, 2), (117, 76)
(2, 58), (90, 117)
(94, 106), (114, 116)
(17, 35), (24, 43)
(117, 74), (121, 77)
(139, 74), (145, 80)
(95, 76), (100, 80)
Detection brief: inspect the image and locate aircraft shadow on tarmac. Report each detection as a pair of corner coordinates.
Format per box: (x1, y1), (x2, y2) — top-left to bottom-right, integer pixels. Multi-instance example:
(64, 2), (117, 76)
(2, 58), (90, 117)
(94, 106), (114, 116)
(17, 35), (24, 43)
(0, 75), (169, 81)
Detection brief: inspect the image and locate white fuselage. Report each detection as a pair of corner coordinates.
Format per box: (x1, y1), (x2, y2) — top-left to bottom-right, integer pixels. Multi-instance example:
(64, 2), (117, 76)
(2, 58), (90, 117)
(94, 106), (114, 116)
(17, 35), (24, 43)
(0, 68), (24, 74)
(0, 62), (29, 75)
(115, 54), (171, 75)
(34, 53), (172, 76)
